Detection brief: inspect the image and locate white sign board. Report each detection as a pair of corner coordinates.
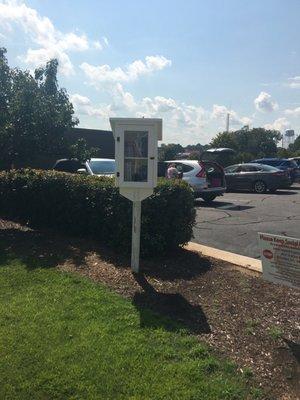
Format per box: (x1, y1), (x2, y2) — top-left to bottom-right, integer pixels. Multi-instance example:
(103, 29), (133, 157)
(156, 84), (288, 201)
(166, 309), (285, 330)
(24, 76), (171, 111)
(258, 233), (300, 290)
(109, 117), (163, 273)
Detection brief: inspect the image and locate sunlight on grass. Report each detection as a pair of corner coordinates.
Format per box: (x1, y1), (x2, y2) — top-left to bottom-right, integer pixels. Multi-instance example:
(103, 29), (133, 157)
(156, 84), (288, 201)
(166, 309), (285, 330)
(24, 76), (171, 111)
(0, 256), (255, 399)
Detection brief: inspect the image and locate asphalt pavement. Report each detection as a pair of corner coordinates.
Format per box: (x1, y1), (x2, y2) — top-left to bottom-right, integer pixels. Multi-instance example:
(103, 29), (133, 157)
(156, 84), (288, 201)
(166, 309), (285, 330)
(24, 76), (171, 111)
(192, 186), (300, 259)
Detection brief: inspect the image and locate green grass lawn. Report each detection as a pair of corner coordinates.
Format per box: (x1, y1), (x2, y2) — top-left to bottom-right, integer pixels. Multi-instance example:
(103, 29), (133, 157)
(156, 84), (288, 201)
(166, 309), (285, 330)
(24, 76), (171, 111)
(0, 250), (256, 400)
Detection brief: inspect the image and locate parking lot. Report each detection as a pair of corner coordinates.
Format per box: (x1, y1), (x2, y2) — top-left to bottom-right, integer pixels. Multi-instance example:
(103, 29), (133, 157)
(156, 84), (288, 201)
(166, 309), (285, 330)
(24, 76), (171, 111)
(193, 186), (300, 259)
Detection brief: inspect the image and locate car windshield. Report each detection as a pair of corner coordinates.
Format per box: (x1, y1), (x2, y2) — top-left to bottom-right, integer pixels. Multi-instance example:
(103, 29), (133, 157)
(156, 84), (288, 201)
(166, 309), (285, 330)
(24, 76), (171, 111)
(89, 160), (115, 174)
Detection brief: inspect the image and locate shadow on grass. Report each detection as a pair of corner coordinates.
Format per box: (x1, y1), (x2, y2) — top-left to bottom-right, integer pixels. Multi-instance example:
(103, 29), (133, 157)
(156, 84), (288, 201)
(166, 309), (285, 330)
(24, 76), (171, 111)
(0, 225), (211, 334)
(0, 227), (211, 281)
(132, 273), (211, 334)
(0, 227), (92, 271)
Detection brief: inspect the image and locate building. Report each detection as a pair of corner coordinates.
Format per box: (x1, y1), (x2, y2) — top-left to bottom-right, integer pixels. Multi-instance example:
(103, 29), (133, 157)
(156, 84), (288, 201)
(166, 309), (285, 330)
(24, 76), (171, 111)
(65, 128), (115, 159)
(7, 128), (115, 170)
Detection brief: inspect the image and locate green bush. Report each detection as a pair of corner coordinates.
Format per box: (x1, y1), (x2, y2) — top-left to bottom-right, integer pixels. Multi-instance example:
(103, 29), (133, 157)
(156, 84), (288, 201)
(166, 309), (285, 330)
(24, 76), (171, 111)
(0, 169), (195, 255)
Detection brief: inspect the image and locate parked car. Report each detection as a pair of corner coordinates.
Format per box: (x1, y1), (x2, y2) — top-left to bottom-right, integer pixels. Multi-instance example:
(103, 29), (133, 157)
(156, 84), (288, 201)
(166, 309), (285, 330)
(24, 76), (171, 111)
(162, 159), (226, 202)
(249, 158), (300, 183)
(224, 163), (291, 193)
(53, 158), (115, 176)
(54, 156), (226, 203)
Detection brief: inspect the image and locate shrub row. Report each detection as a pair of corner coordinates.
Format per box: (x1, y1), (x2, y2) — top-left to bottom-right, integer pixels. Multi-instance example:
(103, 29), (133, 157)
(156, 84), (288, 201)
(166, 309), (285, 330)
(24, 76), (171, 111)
(0, 169), (195, 255)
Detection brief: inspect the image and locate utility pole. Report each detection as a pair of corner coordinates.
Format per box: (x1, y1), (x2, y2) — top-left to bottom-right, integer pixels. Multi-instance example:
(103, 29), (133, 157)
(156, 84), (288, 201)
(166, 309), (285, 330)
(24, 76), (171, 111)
(226, 113), (230, 133)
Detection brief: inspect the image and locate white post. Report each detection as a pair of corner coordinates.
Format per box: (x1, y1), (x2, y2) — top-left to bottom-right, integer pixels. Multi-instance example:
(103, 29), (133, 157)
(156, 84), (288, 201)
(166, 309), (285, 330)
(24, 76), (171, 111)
(226, 113), (230, 133)
(131, 200), (142, 273)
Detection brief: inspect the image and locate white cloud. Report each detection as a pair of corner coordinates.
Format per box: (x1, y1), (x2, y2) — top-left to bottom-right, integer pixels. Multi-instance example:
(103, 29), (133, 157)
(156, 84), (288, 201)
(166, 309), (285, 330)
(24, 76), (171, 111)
(70, 93), (91, 106)
(287, 76), (300, 89)
(285, 106), (300, 117)
(140, 96), (206, 129)
(264, 117), (290, 131)
(23, 47), (74, 76)
(0, 0), (106, 75)
(59, 32), (89, 52)
(93, 40), (103, 50)
(80, 55), (171, 87)
(111, 83), (136, 110)
(141, 96), (177, 113)
(254, 91), (278, 112)
(70, 93), (112, 118)
(102, 36), (109, 46)
(144, 55), (171, 71)
(70, 89), (212, 144)
(72, 89), (273, 145)
(211, 104), (252, 127)
(139, 97), (208, 143)
(171, 104), (207, 131)
(119, 91), (206, 129)
(86, 105), (112, 118)
(211, 104), (230, 120)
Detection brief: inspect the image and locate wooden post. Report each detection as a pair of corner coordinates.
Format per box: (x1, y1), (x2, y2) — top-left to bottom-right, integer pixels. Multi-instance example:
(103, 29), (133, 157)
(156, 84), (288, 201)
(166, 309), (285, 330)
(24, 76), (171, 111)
(131, 200), (142, 273)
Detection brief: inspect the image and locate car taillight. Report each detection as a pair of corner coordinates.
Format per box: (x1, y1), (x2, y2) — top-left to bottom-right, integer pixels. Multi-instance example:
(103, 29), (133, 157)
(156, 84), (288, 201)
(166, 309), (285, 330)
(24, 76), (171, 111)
(196, 162), (206, 178)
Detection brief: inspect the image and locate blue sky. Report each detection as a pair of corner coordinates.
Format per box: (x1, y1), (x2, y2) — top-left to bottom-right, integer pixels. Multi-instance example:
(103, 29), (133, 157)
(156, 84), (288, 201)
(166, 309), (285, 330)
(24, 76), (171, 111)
(1, 0), (300, 145)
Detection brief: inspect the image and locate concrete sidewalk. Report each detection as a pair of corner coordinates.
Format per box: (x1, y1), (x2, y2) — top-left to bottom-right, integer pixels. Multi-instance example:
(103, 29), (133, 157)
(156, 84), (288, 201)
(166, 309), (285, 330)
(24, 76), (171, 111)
(186, 242), (262, 273)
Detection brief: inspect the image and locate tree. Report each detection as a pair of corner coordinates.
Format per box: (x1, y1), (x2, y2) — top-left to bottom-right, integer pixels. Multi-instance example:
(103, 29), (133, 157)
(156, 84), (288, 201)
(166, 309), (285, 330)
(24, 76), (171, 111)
(0, 48), (12, 165)
(0, 48), (79, 169)
(67, 138), (101, 162)
(210, 127), (281, 161)
(185, 143), (203, 152)
(187, 151), (201, 160)
(289, 135), (300, 154)
(209, 131), (238, 151)
(277, 147), (292, 159)
(158, 143), (184, 161)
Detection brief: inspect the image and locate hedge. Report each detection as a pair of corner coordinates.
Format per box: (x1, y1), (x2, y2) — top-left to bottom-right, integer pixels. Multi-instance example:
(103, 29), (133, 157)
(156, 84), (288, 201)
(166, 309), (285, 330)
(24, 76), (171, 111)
(0, 169), (195, 255)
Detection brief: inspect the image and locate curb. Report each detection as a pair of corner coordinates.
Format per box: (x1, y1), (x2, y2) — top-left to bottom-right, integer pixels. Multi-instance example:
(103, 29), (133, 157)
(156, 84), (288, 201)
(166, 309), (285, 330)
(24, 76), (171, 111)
(186, 242), (262, 274)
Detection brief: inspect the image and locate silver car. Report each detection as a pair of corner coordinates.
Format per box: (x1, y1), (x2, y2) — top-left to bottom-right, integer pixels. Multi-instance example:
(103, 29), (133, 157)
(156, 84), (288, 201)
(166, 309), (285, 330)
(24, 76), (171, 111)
(165, 160), (226, 202)
(53, 158), (115, 177)
(87, 158), (115, 177)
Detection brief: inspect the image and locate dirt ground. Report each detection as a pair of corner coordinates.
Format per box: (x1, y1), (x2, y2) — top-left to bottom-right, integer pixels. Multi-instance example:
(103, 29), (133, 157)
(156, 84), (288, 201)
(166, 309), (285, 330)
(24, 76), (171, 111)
(1, 218), (299, 400)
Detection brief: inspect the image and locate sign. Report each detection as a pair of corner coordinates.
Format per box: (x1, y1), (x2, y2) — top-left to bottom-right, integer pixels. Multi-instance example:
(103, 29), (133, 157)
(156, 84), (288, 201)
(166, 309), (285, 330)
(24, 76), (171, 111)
(258, 233), (300, 290)
(109, 118), (163, 272)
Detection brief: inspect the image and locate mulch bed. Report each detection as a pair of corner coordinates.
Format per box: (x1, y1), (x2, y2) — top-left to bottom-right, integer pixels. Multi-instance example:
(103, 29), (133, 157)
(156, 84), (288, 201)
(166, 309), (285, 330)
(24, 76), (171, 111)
(1, 218), (299, 400)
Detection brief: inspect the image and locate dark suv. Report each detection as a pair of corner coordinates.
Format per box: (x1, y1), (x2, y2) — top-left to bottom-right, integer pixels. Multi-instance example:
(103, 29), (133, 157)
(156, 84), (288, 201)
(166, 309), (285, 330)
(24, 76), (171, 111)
(250, 158), (300, 183)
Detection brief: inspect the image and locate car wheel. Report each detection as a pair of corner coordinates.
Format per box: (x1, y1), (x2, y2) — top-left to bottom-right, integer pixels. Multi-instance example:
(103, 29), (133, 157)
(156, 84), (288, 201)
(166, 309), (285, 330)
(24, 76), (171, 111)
(253, 180), (267, 194)
(202, 194), (217, 203)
